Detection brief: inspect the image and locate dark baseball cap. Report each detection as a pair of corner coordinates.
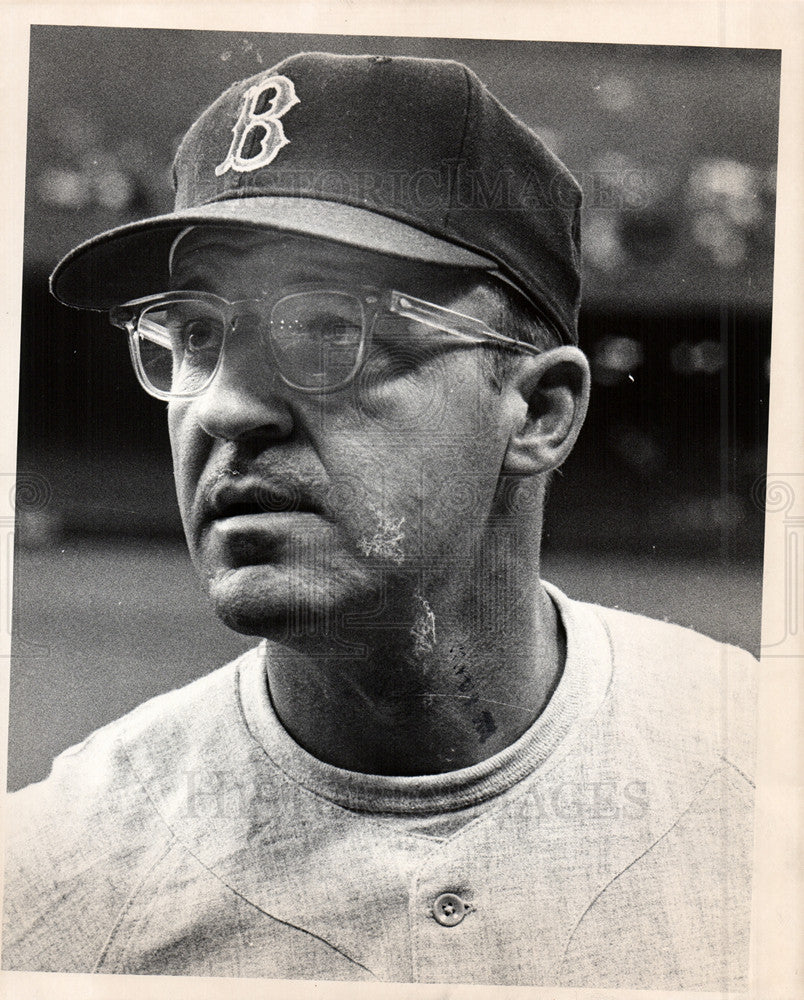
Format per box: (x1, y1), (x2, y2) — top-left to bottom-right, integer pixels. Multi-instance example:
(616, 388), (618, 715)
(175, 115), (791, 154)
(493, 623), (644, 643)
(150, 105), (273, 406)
(50, 52), (582, 344)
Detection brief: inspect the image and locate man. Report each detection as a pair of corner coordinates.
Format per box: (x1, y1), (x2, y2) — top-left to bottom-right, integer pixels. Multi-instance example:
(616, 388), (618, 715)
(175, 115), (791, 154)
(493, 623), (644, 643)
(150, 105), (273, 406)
(3, 52), (756, 988)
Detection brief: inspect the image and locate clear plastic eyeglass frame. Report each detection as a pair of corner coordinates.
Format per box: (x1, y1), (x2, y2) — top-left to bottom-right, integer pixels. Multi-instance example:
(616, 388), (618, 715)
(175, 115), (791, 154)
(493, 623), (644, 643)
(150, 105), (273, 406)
(109, 285), (544, 400)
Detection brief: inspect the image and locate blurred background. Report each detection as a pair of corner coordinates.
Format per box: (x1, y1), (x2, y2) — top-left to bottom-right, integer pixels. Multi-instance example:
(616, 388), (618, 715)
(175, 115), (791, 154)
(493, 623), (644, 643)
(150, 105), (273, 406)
(9, 27), (778, 789)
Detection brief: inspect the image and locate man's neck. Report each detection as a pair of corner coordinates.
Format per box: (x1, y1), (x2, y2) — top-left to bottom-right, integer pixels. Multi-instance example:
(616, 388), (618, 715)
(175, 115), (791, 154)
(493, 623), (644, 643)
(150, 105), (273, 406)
(264, 573), (565, 776)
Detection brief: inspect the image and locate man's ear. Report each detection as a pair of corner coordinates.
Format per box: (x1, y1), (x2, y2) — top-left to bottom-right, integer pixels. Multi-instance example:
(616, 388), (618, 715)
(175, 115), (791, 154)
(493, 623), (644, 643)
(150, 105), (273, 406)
(502, 346), (590, 476)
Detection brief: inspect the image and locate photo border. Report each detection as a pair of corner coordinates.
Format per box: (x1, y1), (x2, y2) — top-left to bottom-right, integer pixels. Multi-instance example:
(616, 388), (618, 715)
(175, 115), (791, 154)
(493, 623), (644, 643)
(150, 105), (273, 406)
(1, 3), (801, 998)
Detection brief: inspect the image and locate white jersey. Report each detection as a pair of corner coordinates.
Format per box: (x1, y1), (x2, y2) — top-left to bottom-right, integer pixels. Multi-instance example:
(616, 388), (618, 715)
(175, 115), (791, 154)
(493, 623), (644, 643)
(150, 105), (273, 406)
(2, 583), (756, 989)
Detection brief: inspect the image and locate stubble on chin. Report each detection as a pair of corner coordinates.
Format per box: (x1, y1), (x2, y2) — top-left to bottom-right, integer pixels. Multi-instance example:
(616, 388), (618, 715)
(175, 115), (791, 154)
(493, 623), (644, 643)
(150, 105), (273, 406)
(357, 503), (406, 566)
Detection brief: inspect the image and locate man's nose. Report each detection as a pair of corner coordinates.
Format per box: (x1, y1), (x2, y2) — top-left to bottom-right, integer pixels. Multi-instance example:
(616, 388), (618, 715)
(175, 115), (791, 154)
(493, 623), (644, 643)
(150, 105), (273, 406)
(189, 336), (295, 443)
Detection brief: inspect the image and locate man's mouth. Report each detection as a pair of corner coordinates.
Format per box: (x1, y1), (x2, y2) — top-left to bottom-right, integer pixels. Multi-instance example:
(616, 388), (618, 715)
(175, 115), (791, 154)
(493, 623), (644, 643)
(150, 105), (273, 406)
(205, 478), (324, 524)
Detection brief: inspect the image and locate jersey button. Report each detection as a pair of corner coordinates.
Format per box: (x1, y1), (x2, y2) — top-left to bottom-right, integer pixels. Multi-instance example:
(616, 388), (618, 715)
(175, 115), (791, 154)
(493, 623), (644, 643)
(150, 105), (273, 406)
(432, 892), (468, 927)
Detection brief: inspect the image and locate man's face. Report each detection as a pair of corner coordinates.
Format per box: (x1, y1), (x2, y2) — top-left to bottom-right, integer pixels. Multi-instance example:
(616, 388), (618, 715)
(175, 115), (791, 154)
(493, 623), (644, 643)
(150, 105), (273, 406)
(167, 227), (520, 645)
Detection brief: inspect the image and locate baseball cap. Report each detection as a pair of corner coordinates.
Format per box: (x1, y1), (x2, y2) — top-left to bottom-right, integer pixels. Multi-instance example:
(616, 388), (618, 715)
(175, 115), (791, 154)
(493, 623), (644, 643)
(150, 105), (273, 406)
(50, 52), (582, 344)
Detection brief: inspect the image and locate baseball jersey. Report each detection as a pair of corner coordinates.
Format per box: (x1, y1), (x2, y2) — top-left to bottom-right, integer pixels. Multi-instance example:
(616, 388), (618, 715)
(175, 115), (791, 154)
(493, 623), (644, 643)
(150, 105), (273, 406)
(2, 583), (757, 988)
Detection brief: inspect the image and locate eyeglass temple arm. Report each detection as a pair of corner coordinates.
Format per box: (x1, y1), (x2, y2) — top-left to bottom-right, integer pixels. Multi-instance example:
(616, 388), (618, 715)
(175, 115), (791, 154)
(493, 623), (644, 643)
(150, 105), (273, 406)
(389, 291), (542, 356)
(109, 307), (173, 350)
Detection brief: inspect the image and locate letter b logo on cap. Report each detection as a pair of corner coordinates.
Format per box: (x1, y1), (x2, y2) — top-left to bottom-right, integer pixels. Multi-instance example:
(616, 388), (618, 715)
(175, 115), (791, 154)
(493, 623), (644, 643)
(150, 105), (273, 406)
(215, 75), (300, 176)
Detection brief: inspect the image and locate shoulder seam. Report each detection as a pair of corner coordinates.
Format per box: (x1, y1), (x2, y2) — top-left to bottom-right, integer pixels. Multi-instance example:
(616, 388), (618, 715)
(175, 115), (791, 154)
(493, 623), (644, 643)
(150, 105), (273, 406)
(92, 834), (176, 973)
(556, 762), (738, 972)
(118, 704), (377, 978)
(722, 755), (755, 791)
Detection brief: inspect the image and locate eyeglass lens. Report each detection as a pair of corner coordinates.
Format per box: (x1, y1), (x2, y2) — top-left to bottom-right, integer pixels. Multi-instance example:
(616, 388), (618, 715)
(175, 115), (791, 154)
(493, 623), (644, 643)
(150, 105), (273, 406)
(133, 291), (366, 396)
(269, 291), (364, 390)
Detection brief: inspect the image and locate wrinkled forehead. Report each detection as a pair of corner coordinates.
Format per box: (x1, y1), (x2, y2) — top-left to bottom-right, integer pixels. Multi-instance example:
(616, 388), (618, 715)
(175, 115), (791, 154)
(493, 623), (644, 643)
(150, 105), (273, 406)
(169, 225), (327, 289)
(168, 224), (497, 310)
(169, 225), (301, 268)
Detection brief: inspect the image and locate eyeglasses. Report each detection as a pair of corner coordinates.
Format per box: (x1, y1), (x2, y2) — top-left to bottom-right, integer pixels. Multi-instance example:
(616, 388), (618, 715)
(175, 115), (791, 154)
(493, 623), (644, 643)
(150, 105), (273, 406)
(109, 284), (543, 400)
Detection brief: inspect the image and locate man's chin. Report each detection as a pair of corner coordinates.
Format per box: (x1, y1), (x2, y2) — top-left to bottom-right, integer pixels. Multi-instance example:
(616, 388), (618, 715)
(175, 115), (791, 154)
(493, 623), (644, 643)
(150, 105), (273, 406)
(204, 562), (373, 646)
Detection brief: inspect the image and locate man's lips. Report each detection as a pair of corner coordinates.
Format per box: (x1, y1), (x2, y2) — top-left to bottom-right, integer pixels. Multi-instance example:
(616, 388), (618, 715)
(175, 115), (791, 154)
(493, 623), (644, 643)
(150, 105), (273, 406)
(202, 476), (325, 526)
(195, 475), (332, 569)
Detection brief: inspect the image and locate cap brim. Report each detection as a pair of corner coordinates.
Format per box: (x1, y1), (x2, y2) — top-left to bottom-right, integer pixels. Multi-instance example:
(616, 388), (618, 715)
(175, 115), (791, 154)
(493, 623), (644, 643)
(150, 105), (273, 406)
(50, 196), (494, 310)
